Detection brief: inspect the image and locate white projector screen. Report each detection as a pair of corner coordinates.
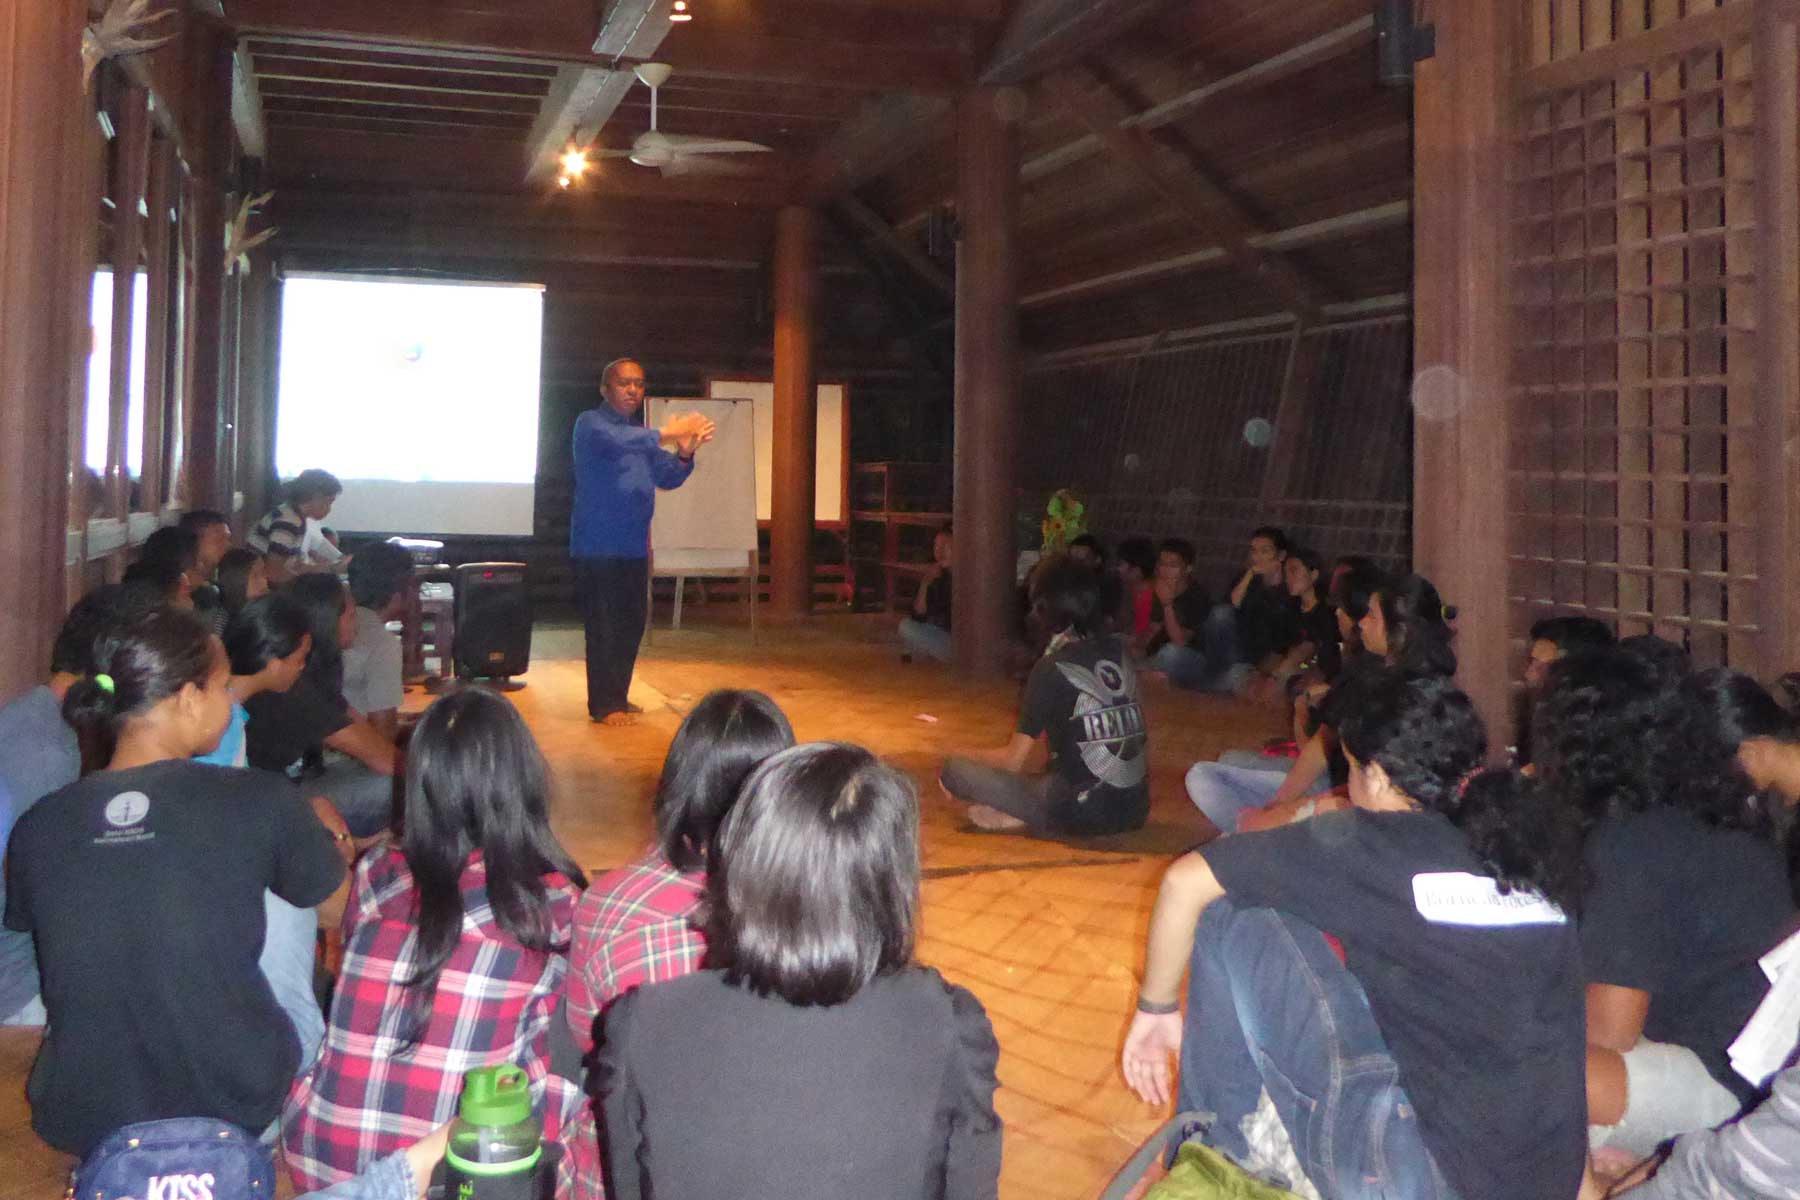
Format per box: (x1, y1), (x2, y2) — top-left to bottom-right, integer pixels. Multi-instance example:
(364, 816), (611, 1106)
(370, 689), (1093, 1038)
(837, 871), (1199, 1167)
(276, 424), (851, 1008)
(275, 273), (545, 537)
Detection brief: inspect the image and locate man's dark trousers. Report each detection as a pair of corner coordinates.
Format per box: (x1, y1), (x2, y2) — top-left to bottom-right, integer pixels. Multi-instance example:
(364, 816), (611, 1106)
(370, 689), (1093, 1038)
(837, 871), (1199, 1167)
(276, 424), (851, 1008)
(573, 555), (649, 719)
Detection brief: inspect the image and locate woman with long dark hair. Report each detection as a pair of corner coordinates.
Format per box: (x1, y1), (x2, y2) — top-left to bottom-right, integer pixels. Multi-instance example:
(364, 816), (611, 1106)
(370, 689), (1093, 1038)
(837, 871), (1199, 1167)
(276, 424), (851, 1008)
(284, 687), (587, 1189)
(596, 742), (1002, 1198)
(561, 689), (795, 1200)
(1565, 658), (1800, 1160)
(1123, 670), (1588, 1200)
(5, 609), (344, 1157)
(215, 547), (270, 620)
(242, 574), (398, 837)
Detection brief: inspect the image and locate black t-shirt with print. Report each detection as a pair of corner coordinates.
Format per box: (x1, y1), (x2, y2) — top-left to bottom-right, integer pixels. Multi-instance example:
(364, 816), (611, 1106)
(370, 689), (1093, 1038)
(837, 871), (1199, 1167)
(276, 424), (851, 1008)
(3, 760), (345, 1155)
(1581, 806), (1797, 1105)
(1202, 810), (1587, 1200)
(243, 672), (351, 773)
(1145, 585), (1211, 656)
(1236, 575), (1300, 663)
(1017, 634), (1149, 835)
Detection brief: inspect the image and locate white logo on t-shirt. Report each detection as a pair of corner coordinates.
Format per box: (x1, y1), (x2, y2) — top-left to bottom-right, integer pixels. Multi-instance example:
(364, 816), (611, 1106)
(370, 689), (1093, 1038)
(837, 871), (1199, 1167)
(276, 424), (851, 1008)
(104, 791), (150, 828)
(1411, 872), (1567, 927)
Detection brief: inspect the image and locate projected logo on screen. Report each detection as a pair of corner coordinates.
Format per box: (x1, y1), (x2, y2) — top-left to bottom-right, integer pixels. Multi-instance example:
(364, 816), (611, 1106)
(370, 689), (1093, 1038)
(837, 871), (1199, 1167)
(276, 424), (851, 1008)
(275, 275), (545, 537)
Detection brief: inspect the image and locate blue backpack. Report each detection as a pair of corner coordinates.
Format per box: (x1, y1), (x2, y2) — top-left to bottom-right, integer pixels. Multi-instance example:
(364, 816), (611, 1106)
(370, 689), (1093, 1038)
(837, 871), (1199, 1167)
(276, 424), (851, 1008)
(72, 1118), (273, 1200)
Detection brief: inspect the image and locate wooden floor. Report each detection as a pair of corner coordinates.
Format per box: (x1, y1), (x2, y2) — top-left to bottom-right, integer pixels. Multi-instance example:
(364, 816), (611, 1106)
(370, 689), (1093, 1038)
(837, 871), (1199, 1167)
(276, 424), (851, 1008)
(0, 611), (1276, 1200)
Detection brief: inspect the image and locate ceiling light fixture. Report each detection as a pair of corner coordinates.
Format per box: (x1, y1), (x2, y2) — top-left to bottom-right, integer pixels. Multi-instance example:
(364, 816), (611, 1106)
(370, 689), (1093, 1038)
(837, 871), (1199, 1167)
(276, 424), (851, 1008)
(669, 1), (692, 22)
(556, 175), (572, 189)
(559, 147), (590, 179)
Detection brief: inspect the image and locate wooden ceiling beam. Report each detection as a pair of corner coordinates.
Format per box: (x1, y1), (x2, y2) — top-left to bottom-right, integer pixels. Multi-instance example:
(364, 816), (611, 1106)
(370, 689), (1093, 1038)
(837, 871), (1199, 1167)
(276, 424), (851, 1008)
(1058, 65), (1325, 319)
(806, 94), (951, 198)
(981, 0), (1176, 86)
(833, 195), (952, 301)
(524, 65), (617, 183)
(232, 42), (269, 158)
(244, 38), (560, 79)
(250, 54), (552, 97)
(259, 79), (543, 115)
(228, 0), (594, 61)
(635, 29), (970, 92)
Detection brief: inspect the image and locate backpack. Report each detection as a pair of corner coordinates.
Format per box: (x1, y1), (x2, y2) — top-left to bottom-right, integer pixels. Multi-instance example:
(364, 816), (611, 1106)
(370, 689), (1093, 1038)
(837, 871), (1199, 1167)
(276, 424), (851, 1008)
(72, 1118), (273, 1200)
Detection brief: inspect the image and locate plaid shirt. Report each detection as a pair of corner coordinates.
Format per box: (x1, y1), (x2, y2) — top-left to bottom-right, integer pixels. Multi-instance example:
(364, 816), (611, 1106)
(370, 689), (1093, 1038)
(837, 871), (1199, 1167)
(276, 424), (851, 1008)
(559, 849), (708, 1200)
(283, 848), (580, 1191)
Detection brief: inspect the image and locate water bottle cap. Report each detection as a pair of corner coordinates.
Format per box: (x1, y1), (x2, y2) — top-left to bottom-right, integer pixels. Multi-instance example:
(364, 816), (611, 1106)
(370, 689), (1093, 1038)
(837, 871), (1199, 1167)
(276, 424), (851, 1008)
(458, 1065), (533, 1128)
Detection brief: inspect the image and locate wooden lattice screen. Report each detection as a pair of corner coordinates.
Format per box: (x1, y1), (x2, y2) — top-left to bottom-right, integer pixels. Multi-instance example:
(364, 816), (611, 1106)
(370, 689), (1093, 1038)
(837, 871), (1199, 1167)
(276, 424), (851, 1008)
(1509, 0), (1765, 668)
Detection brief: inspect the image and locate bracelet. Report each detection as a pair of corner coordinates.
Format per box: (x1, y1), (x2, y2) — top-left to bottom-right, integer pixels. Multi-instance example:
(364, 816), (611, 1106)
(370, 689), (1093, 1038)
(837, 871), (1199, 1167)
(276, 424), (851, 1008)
(1136, 996), (1180, 1016)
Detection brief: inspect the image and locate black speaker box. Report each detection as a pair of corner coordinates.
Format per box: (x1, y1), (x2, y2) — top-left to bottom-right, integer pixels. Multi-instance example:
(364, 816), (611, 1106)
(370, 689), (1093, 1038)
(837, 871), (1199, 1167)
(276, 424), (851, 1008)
(453, 562), (532, 679)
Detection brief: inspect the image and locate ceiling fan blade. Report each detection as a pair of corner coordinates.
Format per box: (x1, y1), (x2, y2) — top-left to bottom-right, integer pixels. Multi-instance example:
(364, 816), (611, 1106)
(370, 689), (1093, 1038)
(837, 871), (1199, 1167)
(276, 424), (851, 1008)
(652, 135), (772, 156)
(660, 155), (764, 177)
(592, 149), (636, 159)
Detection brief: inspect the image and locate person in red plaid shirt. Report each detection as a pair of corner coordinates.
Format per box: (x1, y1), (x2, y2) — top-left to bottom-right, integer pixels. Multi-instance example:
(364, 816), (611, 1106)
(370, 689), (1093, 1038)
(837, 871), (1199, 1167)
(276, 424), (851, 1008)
(559, 689), (795, 1200)
(283, 689), (588, 1190)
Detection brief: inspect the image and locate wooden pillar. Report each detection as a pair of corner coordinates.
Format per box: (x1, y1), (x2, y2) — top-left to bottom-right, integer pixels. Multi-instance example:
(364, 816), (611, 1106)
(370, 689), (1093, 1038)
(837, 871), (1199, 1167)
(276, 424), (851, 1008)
(1259, 323), (1322, 511)
(952, 87), (1022, 676)
(1753, 0), (1800, 674)
(140, 142), (174, 513)
(770, 204), (819, 619)
(0, 0), (91, 699)
(183, 18), (235, 512)
(1412, 0), (1516, 743)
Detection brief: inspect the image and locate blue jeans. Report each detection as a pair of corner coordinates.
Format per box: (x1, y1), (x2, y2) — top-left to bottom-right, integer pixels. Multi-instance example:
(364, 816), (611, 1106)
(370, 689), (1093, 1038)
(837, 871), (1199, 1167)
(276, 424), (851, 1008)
(898, 618), (953, 663)
(1180, 898), (1455, 1200)
(1184, 760), (1328, 834)
(261, 891), (324, 1073)
(309, 759), (396, 838)
(1151, 605), (1252, 694)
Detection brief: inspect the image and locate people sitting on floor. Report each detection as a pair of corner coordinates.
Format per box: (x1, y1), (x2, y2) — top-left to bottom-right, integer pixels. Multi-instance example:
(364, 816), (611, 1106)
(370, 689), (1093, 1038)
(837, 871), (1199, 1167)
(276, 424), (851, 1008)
(244, 574), (399, 838)
(122, 552), (195, 610)
(1185, 571), (1453, 835)
(1068, 533), (1106, 570)
(1114, 536), (1157, 650)
(1141, 537), (1215, 689)
(1616, 1059), (1800, 1197)
(1243, 544), (1338, 705)
(250, 469), (347, 585)
(1516, 614), (1617, 762)
(343, 542), (414, 738)
(1121, 669), (1589, 1200)
(0, 584), (160, 1028)
(595, 741), (1002, 1199)
(940, 558), (1150, 837)
(1198, 525), (1301, 692)
(4, 609), (345, 1158)
(560, 688), (795, 1200)
(899, 523), (954, 664)
(178, 508), (235, 628)
(1557, 658), (1800, 1160)
(200, 594), (348, 1071)
(284, 688), (587, 1189)
(216, 545), (270, 620)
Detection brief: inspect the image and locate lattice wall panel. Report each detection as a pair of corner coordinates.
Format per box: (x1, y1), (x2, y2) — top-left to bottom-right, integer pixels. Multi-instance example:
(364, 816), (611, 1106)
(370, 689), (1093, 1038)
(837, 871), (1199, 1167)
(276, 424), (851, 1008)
(1509, 23), (1758, 667)
(1531, 0), (1742, 66)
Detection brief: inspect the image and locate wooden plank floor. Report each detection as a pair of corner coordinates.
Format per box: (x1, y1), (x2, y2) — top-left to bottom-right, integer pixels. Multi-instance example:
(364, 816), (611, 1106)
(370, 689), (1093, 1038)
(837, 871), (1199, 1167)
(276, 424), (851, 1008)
(0, 611), (1275, 1199)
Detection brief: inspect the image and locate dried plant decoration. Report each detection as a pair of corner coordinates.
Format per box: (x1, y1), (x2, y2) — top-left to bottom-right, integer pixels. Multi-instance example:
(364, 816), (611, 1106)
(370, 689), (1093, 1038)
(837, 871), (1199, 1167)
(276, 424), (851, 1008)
(82, 0), (180, 92)
(225, 191), (277, 275)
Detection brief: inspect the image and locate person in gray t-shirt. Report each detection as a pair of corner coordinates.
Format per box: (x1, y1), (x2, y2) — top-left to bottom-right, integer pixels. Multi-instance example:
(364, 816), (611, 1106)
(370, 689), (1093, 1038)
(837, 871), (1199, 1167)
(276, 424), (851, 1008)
(0, 584), (161, 1022)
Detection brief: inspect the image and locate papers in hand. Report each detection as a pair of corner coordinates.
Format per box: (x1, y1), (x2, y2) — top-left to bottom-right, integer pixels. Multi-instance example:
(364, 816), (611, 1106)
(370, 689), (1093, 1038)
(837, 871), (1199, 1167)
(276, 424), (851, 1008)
(1730, 924), (1800, 1088)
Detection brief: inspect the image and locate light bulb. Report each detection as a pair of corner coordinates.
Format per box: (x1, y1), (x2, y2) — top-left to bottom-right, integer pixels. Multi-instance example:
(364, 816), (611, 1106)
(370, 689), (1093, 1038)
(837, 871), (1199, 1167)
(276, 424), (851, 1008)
(669, 1), (692, 21)
(560, 147), (590, 178)
(557, 175), (572, 189)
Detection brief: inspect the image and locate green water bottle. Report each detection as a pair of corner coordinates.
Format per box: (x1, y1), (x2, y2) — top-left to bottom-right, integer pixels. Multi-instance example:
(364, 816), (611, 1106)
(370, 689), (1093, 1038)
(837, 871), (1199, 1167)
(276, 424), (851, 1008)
(444, 1065), (544, 1200)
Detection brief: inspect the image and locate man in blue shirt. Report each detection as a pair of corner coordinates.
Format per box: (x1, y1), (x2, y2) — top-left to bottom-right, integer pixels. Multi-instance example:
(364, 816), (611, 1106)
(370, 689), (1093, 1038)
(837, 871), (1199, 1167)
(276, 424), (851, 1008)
(571, 358), (714, 726)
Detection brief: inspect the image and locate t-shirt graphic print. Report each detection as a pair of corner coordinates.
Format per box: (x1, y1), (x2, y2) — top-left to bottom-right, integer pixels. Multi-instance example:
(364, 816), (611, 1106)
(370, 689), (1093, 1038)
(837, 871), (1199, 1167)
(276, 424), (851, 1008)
(1019, 635), (1150, 835)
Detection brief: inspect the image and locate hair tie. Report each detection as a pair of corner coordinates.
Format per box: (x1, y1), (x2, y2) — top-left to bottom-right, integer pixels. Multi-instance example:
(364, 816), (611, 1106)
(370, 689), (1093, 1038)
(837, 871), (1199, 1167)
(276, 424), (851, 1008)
(93, 673), (115, 695)
(1453, 767), (1483, 801)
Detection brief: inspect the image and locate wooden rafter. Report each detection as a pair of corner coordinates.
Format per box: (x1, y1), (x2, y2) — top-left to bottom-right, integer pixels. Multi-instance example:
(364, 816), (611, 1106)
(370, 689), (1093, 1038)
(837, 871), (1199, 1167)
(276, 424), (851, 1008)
(1057, 65), (1324, 320)
(523, 64), (616, 182)
(981, 0), (1175, 86)
(231, 42), (268, 157)
(807, 93), (950, 198)
(834, 195), (952, 301)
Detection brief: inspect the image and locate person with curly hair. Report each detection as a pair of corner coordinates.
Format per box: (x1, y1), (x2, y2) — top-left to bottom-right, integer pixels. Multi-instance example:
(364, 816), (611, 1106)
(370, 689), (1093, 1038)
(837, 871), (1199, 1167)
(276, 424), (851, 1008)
(1122, 670), (1589, 1200)
(1560, 659), (1800, 1160)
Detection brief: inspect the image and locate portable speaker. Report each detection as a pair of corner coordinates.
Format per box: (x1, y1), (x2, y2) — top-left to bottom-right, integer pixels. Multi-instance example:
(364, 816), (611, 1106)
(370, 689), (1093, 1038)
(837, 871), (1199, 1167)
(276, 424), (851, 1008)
(454, 562), (531, 679)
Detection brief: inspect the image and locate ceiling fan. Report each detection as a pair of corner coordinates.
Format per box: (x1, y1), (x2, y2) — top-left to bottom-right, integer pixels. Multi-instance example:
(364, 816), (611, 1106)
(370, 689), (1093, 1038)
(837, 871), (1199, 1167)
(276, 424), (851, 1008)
(594, 63), (772, 174)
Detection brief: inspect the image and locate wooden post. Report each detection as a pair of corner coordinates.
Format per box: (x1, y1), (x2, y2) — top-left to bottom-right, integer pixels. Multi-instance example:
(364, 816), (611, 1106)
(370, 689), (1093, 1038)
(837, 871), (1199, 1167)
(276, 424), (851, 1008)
(1753, 0), (1800, 674)
(769, 204), (820, 618)
(140, 141), (174, 513)
(183, 18), (236, 512)
(952, 87), (1023, 676)
(1411, 0), (1516, 742)
(0, 0), (90, 699)
(1259, 323), (1322, 511)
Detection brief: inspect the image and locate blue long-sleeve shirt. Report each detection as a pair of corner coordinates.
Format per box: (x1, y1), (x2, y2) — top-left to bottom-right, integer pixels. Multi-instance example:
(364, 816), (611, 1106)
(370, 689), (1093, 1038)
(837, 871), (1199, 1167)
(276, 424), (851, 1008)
(570, 403), (695, 559)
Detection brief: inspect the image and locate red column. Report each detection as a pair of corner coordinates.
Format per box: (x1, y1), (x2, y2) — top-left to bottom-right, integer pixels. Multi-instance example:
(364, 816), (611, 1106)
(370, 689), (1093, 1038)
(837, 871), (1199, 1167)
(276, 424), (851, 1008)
(770, 204), (819, 619)
(952, 88), (1022, 675)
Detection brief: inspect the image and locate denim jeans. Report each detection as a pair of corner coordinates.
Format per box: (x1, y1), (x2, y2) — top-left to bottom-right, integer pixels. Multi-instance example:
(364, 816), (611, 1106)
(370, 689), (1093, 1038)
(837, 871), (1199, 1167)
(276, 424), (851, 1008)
(1150, 604), (1252, 694)
(261, 891), (324, 1074)
(308, 759), (397, 838)
(1180, 898), (1456, 1200)
(1184, 760), (1328, 834)
(898, 617), (953, 663)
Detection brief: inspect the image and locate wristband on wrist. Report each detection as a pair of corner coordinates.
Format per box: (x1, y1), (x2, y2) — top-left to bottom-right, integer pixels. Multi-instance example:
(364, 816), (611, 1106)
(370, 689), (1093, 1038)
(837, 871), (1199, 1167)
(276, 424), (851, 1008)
(1136, 995), (1180, 1016)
